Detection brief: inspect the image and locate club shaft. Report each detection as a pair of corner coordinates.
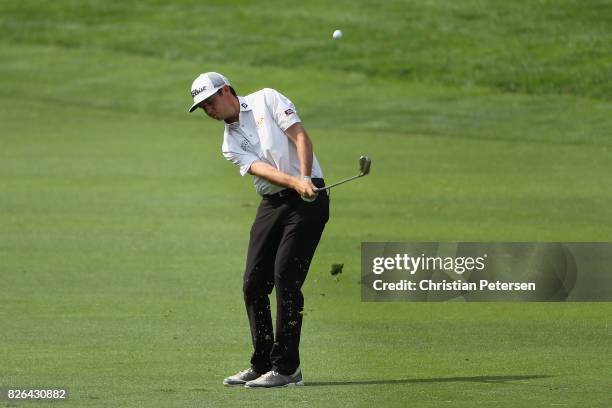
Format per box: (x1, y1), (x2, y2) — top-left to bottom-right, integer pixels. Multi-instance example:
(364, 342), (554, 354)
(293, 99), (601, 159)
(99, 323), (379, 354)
(315, 174), (362, 192)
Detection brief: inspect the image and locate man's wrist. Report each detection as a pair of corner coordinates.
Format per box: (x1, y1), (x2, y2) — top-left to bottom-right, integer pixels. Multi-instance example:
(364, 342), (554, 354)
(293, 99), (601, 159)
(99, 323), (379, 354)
(302, 175), (312, 181)
(290, 176), (303, 189)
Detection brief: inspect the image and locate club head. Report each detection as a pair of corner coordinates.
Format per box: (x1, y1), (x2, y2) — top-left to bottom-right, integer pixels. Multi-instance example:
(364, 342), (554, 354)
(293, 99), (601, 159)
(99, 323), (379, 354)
(359, 155), (371, 176)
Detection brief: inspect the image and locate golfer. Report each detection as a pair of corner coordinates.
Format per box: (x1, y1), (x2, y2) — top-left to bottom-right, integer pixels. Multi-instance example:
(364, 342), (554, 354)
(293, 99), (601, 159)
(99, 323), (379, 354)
(188, 72), (329, 388)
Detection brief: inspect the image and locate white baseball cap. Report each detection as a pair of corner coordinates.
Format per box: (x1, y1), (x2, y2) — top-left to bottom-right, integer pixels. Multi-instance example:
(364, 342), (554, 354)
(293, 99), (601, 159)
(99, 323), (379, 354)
(188, 72), (231, 113)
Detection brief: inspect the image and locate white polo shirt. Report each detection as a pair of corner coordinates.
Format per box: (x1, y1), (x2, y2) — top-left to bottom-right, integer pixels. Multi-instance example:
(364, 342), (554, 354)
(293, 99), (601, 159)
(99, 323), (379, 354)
(222, 88), (324, 196)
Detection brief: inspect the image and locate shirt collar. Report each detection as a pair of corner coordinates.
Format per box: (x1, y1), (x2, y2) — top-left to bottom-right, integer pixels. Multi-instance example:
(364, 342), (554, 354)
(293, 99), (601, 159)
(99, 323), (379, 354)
(238, 96), (251, 112)
(225, 97), (251, 128)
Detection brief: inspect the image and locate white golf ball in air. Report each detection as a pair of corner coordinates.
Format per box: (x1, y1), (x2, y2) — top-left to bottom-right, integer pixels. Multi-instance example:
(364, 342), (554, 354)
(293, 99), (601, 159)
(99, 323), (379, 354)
(332, 29), (343, 40)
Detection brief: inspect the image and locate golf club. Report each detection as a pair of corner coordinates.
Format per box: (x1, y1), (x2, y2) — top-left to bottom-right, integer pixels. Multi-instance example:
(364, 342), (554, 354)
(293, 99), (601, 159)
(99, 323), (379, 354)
(315, 155), (371, 192)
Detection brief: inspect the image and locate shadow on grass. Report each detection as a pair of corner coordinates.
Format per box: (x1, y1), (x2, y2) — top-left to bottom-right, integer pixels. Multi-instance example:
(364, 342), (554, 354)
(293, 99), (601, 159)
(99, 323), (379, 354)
(306, 374), (551, 387)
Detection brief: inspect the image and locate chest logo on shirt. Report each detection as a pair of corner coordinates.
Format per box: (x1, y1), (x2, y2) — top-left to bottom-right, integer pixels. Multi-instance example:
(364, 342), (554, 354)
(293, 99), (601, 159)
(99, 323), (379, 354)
(256, 116), (265, 128)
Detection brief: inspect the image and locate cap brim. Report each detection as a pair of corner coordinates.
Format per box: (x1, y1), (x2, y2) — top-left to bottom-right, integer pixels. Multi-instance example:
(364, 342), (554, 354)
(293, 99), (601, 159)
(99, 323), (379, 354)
(188, 102), (201, 113)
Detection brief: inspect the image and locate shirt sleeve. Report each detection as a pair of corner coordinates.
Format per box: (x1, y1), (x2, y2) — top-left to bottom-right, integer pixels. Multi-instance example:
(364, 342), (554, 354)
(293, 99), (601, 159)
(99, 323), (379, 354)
(222, 150), (260, 176)
(264, 88), (302, 131)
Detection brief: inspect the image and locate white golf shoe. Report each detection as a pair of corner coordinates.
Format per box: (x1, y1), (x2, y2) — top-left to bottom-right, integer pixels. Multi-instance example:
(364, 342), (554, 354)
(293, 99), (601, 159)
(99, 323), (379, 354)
(223, 368), (263, 386)
(244, 367), (304, 388)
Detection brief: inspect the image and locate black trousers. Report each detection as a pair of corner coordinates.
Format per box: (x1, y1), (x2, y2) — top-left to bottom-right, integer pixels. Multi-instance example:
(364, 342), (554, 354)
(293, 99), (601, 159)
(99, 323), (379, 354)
(243, 179), (329, 375)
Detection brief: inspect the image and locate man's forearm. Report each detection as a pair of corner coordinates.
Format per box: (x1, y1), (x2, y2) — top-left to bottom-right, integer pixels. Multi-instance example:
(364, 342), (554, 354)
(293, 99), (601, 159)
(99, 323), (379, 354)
(249, 161), (316, 198)
(295, 132), (313, 177)
(285, 123), (313, 177)
(249, 161), (298, 189)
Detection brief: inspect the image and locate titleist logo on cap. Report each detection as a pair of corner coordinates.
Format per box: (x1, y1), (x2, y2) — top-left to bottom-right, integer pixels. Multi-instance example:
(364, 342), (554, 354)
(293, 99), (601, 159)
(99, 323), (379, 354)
(191, 86), (207, 97)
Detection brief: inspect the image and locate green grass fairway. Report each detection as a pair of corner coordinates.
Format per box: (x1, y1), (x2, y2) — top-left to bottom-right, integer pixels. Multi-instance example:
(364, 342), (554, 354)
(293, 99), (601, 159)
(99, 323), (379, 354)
(1, 1), (611, 407)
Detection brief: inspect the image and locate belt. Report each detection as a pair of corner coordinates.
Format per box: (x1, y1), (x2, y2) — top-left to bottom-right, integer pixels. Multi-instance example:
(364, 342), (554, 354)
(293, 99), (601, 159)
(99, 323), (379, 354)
(263, 178), (325, 199)
(263, 188), (295, 199)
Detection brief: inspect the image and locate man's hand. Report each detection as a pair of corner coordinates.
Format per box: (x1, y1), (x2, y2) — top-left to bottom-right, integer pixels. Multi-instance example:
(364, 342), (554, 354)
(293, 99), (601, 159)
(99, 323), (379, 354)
(293, 177), (318, 200)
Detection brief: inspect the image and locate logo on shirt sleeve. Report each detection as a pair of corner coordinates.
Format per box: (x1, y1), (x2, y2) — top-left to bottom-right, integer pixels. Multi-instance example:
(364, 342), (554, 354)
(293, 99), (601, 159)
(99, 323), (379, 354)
(284, 108), (294, 116)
